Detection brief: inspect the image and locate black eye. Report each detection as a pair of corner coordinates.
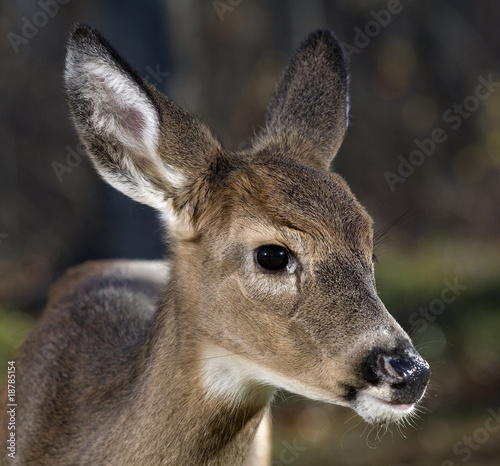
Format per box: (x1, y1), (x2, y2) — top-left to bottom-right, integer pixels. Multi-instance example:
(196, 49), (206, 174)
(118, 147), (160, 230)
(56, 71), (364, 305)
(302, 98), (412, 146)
(372, 254), (378, 263)
(255, 245), (289, 271)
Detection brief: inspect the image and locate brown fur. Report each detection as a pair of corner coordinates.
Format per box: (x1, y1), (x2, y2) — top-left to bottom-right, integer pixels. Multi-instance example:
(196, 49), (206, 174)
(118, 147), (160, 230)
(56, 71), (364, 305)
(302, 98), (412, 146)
(0, 25), (429, 465)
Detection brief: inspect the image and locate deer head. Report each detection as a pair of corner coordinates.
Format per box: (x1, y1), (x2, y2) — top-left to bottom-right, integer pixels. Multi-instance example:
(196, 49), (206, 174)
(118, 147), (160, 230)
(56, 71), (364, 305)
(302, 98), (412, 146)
(65, 24), (429, 429)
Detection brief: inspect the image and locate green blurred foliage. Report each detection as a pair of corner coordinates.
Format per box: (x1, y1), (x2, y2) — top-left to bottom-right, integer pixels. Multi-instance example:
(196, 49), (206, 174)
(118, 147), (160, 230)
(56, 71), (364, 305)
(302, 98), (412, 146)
(0, 310), (34, 380)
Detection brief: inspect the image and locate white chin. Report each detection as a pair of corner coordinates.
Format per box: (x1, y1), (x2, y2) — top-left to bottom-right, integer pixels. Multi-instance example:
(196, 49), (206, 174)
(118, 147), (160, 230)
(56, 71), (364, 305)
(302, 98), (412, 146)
(353, 389), (415, 424)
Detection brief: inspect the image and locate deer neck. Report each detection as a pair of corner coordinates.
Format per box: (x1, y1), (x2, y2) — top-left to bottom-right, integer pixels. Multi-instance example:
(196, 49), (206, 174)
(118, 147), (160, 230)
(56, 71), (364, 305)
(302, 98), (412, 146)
(124, 283), (274, 464)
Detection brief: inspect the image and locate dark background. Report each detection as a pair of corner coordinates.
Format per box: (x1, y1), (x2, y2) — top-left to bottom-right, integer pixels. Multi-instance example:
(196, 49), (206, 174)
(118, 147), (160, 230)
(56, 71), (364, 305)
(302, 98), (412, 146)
(1, 1), (499, 465)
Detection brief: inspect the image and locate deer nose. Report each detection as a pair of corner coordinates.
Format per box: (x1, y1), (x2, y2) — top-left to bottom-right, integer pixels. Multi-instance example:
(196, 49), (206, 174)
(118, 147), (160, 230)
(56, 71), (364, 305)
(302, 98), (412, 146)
(362, 348), (430, 404)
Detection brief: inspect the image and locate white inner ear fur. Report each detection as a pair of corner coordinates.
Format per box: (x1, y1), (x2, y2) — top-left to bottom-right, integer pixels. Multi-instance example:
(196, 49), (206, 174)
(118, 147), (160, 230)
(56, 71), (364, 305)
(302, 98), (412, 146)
(81, 60), (160, 157)
(66, 50), (191, 217)
(103, 154), (169, 210)
(162, 163), (187, 190)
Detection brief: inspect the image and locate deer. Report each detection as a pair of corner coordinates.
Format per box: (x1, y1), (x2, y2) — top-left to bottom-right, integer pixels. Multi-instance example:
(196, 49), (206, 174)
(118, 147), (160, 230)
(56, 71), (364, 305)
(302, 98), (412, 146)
(0, 24), (430, 465)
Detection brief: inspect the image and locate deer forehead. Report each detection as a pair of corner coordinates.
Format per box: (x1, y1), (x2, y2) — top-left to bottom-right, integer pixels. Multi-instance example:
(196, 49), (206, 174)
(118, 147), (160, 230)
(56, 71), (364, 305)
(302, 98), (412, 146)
(201, 157), (374, 256)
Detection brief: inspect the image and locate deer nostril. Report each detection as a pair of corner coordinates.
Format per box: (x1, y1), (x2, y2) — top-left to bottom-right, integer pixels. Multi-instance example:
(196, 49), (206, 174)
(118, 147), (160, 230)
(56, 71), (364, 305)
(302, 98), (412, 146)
(362, 350), (384, 385)
(362, 360), (380, 384)
(381, 355), (406, 386)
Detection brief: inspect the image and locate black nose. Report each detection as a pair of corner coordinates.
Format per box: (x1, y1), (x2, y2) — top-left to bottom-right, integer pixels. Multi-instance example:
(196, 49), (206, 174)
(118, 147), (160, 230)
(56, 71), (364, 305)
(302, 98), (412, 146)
(363, 347), (430, 404)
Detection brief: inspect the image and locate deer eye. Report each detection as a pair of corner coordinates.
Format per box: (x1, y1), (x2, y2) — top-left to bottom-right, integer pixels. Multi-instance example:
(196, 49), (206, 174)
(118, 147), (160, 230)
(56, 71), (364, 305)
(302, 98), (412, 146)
(255, 245), (289, 271)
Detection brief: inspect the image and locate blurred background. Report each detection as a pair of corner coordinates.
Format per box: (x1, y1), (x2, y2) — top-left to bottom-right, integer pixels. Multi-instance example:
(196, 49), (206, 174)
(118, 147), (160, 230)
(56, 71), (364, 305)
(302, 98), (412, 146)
(1, 0), (499, 464)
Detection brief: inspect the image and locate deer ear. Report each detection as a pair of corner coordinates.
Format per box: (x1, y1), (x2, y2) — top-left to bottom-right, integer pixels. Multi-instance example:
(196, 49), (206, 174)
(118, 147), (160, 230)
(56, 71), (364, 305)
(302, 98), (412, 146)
(252, 30), (349, 171)
(65, 24), (222, 216)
